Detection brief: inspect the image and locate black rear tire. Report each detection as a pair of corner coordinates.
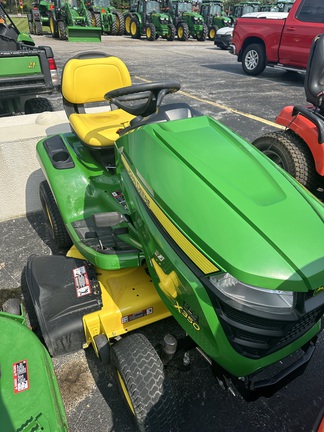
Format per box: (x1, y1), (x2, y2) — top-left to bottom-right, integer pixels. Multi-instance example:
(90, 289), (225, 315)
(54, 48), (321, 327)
(111, 333), (178, 432)
(252, 130), (318, 192)
(39, 180), (72, 249)
(242, 43), (266, 76)
(24, 98), (53, 114)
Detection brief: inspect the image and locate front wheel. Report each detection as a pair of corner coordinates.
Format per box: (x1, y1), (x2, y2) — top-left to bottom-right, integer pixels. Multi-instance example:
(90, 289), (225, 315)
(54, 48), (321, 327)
(130, 16), (141, 39)
(197, 23), (208, 41)
(208, 25), (217, 40)
(252, 130), (318, 192)
(242, 43), (266, 76)
(146, 23), (156, 41)
(58, 20), (67, 40)
(177, 22), (189, 41)
(113, 11), (125, 35)
(124, 12), (133, 35)
(166, 23), (176, 41)
(111, 333), (178, 432)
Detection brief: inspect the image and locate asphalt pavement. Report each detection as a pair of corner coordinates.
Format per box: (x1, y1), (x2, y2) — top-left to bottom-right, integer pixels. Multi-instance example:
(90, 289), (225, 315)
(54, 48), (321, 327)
(0, 35), (323, 432)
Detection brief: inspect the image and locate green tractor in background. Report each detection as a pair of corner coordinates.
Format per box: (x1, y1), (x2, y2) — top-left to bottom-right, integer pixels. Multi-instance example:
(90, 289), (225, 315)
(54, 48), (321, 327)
(48, 0), (102, 41)
(163, 0), (208, 41)
(87, 0), (125, 35)
(260, 0), (295, 12)
(199, 0), (233, 40)
(126, 0), (176, 41)
(232, 1), (261, 18)
(27, 0), (54, 35)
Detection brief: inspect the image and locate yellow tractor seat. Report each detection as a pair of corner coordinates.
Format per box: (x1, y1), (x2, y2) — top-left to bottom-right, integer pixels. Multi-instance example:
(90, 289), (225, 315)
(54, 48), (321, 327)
(61, 53), (135, 148)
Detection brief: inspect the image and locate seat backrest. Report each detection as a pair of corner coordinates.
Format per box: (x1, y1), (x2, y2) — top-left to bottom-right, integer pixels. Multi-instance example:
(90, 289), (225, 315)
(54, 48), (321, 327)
(61, 52), (132, 117)
(304, 34), (324, 110)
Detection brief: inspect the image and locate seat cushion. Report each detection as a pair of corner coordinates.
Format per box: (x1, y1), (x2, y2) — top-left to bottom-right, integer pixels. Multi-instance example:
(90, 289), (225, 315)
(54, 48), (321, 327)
(70, 109), (135, 147)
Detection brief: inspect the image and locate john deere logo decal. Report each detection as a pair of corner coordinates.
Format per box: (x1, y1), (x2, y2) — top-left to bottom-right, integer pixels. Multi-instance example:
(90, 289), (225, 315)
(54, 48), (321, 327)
(313, 286), (324, 296)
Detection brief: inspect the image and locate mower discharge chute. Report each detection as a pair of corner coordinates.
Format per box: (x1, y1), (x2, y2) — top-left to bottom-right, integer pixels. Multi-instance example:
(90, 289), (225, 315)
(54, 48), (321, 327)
(26, 52), (324, 430)
(49, 0), (101, 41)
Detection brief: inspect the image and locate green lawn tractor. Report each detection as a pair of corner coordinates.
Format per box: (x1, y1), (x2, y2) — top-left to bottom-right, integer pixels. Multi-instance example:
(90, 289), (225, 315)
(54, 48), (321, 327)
(164, 0), (208, 41)
(25, 52), (324, 431)
(127, 0), (176, 41)
(27, 0), (54, 35)
(199, 0), (233, 40)
(0, 299), (69, 431)
(49, 0), (102, 41)
(87, 0), (125, 35)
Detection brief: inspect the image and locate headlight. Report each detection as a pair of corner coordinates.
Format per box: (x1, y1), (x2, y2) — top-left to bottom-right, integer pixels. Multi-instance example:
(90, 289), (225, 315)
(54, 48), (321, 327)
(209, 273), (294, 315)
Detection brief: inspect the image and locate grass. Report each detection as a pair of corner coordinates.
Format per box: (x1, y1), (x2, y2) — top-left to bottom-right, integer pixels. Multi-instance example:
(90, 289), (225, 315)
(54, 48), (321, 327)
(11, 15), (29, 33)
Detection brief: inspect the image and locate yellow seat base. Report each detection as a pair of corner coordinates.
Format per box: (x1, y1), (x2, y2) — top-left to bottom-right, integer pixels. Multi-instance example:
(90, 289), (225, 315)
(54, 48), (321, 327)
(70, 109), (135, 147)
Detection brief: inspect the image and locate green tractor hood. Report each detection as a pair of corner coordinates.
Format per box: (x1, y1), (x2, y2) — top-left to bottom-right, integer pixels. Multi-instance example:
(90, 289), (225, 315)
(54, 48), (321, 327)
(118, 115), (324, 293)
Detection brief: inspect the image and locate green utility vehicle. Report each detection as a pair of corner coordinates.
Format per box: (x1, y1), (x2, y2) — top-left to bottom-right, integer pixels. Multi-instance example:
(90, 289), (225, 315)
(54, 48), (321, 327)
(164, 0), (208, 41)
(199, 0), (232, 40)
(0, 299), (69, 431)
(49, 0), (102, 41)
(0, 4), (58, 116)
(128, 0), (176, 41)
(87, 0), (125, 35)
(27, 0), (54, 35)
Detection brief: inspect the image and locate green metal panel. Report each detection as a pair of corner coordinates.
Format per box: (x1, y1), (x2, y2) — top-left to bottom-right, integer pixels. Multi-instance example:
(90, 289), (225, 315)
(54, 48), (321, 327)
(0, 56), (42, 77)
(66, 25), (102, 42)
(0, 314), (68, 431)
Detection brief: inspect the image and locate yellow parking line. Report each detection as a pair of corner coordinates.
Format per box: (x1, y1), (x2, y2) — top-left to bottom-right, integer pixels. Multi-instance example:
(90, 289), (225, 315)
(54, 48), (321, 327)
(135, 76), (284, 130)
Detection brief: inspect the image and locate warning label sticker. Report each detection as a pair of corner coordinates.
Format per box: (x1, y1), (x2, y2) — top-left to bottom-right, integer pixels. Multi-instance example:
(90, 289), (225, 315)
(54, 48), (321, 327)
(73, 265), (92, 298)
(121, 307), (153, 324)
(13, 360), (29, 393)
(111, 190), (128, 211)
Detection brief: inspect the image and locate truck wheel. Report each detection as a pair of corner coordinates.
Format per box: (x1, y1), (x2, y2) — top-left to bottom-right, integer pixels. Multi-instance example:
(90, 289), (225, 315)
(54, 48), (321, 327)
(113, 11), (125, 35)
(124, 12), (132, 35)
(197, 23), (208, 41)
(146, 23), (156, 41)
(58, 20), (67, 40)
(130, 16), (141, 39)
(177, 22), (189, 41)
(208, 25), (218, 40)
(39, 180), (72, 249)
(111, 333), (178, 432)
(252, 130), (318, 192)
(242, 43), (266, 76)
(166, 23), (176, 41)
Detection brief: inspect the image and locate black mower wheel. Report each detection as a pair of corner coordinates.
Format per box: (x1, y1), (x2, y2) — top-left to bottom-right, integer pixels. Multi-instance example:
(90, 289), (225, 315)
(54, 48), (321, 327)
(94, 334), (110, 364)
(58, 20), (67, 40)
(252, 130), (318, 192)
(146, 23), (156, 41)
(24, 98), (53, 114)
(39, 180), (72, 249)
(111, 333), (178, 432)
(177, 22), (189, 41)
(28, 16), (34, 34)
(130, 16), (141, 39)
(166, 23), (176, 41)
(2, 298), (21, 316)
(208, 25), (217, 40)
(242, 43), (266, 76)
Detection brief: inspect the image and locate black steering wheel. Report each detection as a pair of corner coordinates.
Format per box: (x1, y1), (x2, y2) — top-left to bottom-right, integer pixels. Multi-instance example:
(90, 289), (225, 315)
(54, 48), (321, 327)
(104, 81), (181, 118)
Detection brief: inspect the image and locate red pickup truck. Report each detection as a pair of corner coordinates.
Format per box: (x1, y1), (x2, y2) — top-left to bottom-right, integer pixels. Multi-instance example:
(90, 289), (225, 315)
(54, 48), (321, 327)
(230, 0), (324, 76)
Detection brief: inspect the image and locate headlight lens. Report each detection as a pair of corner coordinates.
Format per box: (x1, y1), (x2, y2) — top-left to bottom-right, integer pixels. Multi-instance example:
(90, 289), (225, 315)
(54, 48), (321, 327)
(209, 273), (294, 315)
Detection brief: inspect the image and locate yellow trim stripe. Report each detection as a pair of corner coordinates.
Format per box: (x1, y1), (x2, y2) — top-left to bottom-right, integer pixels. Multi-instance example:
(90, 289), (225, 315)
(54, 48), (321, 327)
(121, 154), (219, 275)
